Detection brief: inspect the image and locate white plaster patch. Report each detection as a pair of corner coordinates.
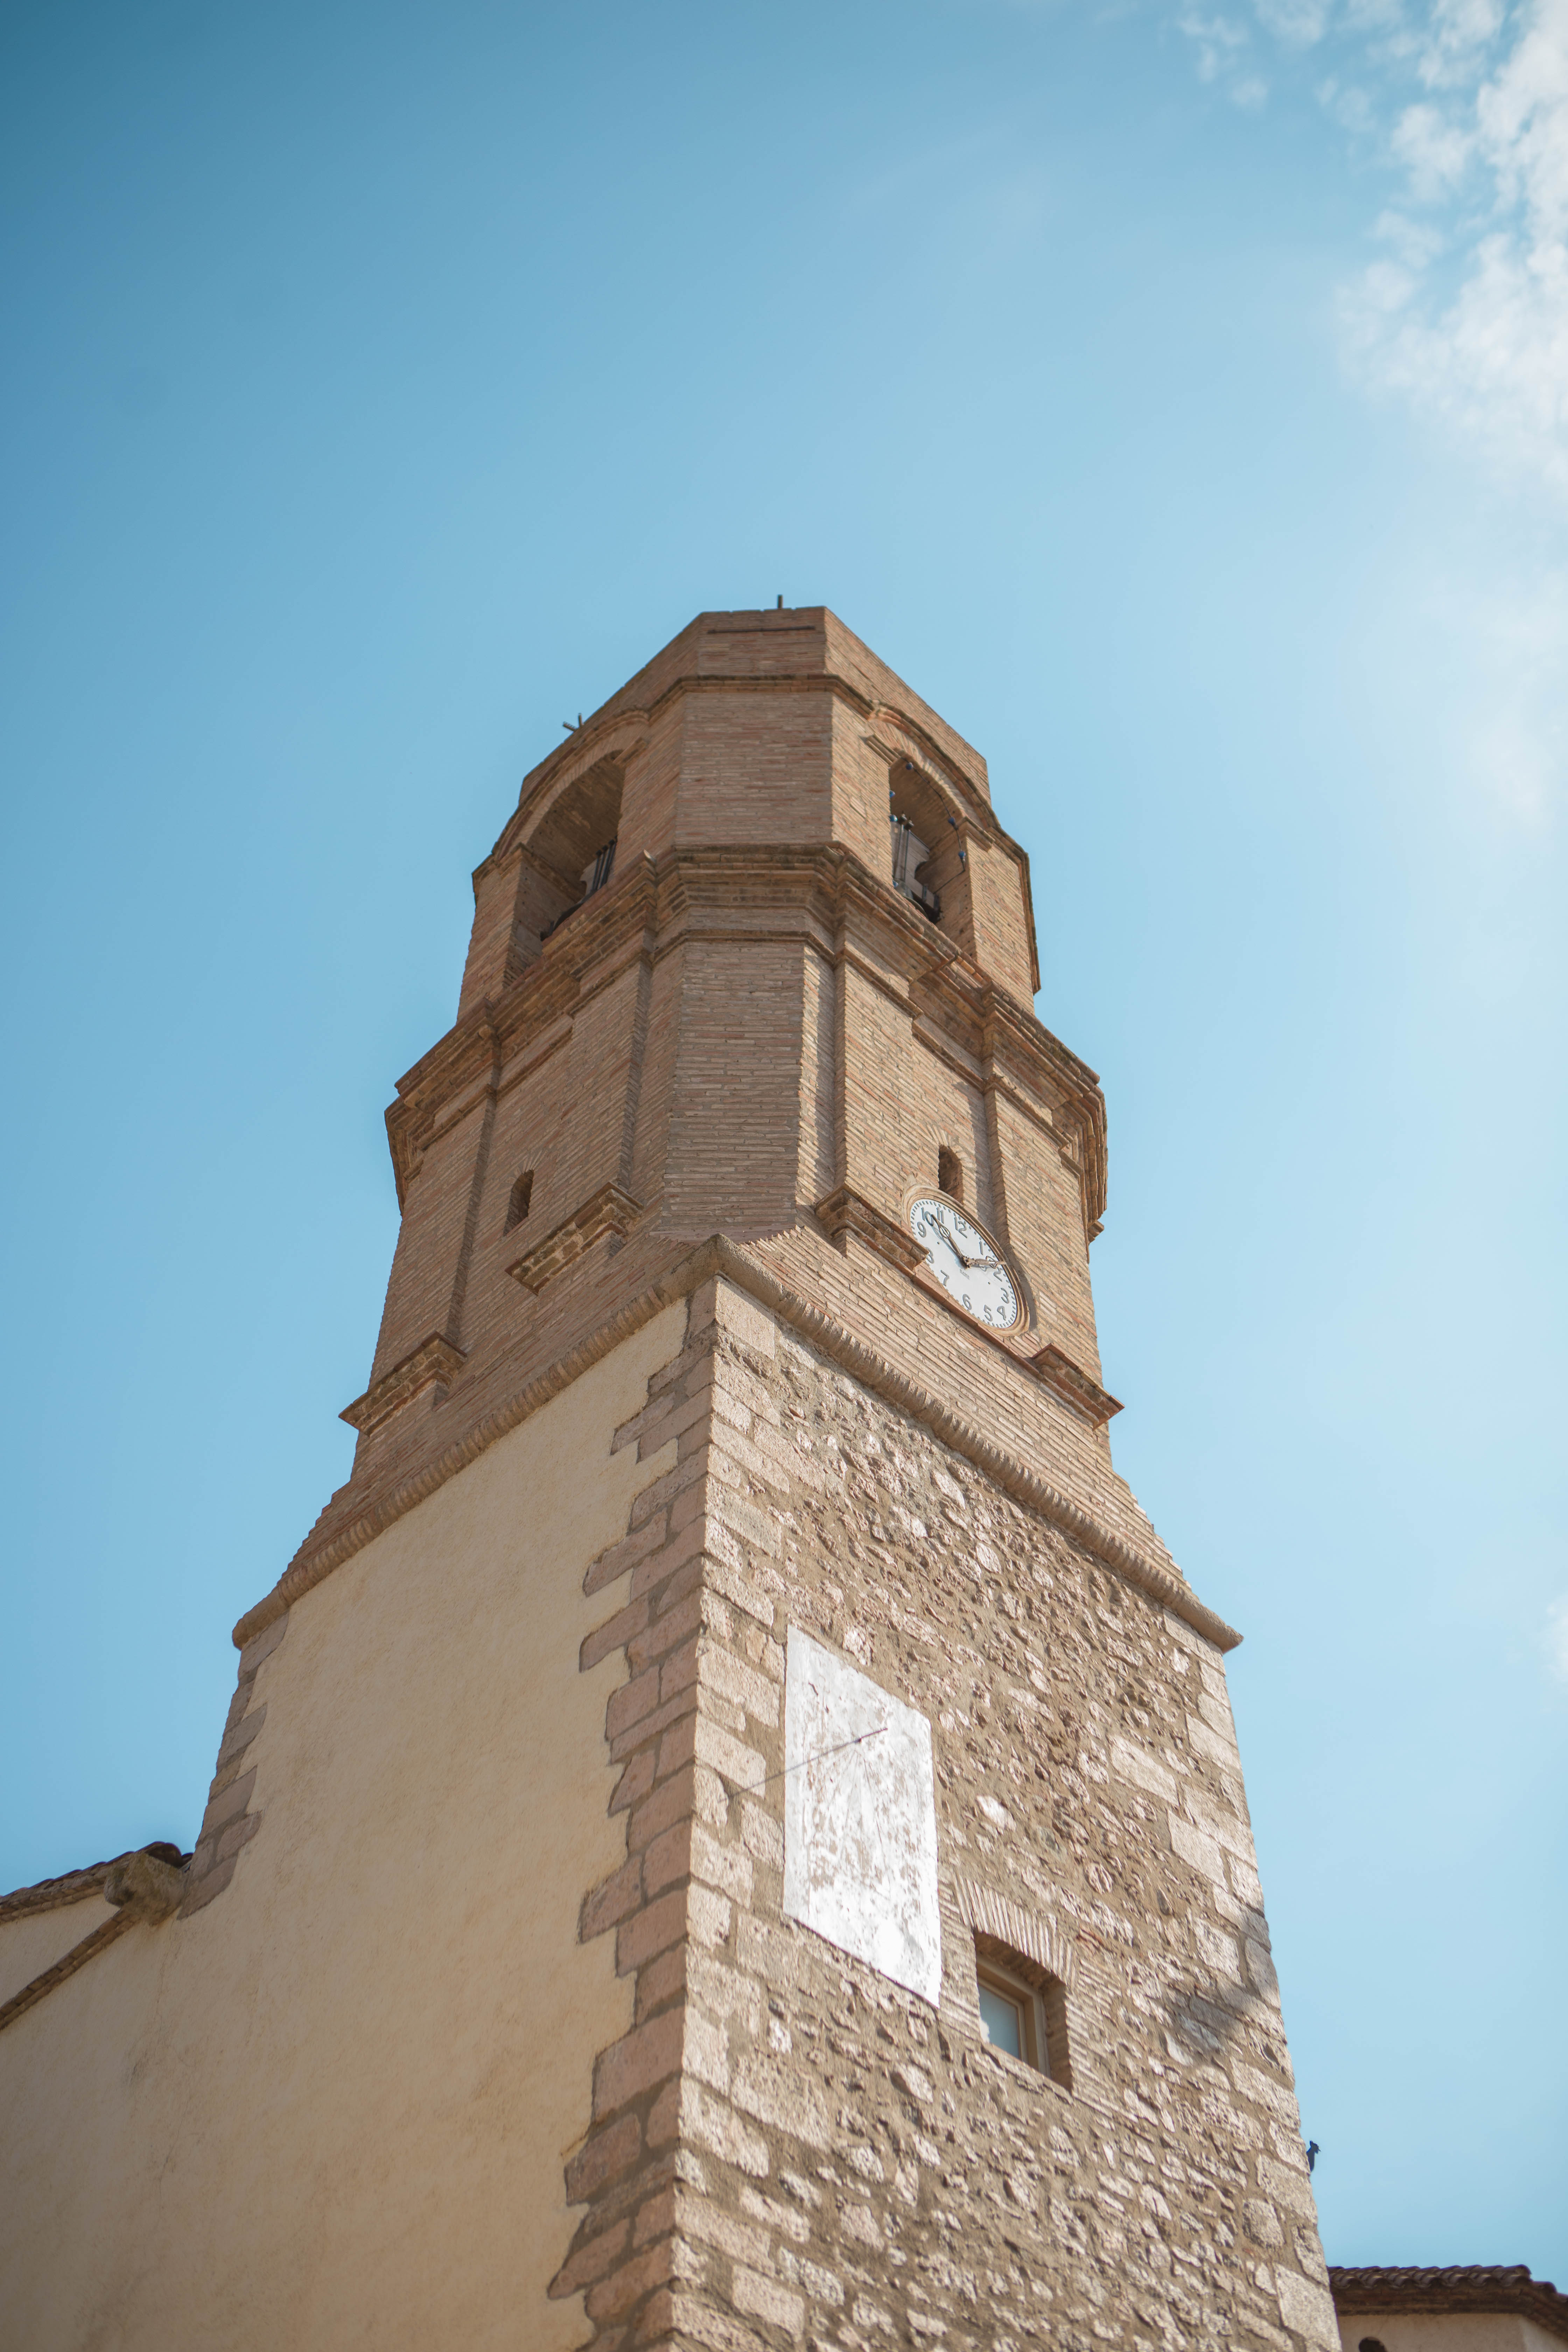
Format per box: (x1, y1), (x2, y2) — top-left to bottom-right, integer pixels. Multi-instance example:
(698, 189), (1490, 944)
(782, 1628), (941, 2004)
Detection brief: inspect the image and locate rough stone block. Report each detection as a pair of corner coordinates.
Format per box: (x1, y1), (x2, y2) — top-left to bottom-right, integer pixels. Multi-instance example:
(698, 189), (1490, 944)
(1275, 2268), (1339, 2348)
(732, 2266), (804, 2336)
(592, 2008), (687, 2119)
(731, 2052), (833, 2150)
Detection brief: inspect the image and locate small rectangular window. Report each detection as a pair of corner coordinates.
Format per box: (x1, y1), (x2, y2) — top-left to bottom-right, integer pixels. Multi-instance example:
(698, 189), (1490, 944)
(973, 1933), (1070, 2086)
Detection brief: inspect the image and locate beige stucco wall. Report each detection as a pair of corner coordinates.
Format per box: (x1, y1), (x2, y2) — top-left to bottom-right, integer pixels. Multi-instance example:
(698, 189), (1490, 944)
(1338, 2311), (1563, 2352)
(0, 1893), (118, 2012)
(0, 1301), (683, 2352)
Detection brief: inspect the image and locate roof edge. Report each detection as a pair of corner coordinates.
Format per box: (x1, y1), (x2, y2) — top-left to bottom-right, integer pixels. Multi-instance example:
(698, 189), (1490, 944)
(1330, 2264), (1568, 2343)
(0, 1842), (187, 1924)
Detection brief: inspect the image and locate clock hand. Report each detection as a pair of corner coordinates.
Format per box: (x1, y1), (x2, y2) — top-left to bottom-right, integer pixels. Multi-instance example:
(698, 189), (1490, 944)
(924, 1224), (1003, 1282)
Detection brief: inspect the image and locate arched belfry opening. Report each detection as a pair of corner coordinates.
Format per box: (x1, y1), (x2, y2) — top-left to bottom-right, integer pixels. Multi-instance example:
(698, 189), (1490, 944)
(888, 757), (972, 952)
(514, 755), (624, 957)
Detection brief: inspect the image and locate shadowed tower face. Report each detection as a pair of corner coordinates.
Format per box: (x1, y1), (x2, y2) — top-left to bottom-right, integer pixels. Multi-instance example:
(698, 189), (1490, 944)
(0, 609), (1334, 2352)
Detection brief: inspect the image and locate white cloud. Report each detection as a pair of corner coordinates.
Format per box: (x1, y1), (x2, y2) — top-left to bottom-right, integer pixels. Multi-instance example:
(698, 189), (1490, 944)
(1372, 206), (1448, 266)
(1340, 229), (1568, 495)
(1422, 565), (1568, 820)
(1184, 0), (1568, 504)
(1390, 99), (1473, 192)
(1318, 73), (1380, 128)
(1256, 0), (1334, 44)
(1351, 0), (1568, 495)
(1157, 0), (1568, 819)
(1178, 8), (1272, 99)
(1548, 1595), (1568, 1681)
(1414, 0), (1507, 86)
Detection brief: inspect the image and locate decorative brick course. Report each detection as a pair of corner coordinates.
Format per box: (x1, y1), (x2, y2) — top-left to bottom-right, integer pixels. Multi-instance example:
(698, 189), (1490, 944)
(339, 1331), (466, 1436)
(509, 1180), (643, 1293)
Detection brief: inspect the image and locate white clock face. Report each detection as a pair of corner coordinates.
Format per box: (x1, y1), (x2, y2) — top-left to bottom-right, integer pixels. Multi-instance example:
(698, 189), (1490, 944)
(907, 1196), (1024, 1334)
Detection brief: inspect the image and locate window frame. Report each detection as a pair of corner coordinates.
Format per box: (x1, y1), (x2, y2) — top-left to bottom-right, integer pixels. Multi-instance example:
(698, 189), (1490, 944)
(976, 1952), (1046, 2072)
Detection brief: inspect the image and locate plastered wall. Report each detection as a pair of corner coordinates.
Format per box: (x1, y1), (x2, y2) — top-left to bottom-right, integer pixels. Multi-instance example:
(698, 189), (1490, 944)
(1338, 2316), (1564, 2352)
(0, 1893), (117, 2012)
(0, 1302), (685, 2352)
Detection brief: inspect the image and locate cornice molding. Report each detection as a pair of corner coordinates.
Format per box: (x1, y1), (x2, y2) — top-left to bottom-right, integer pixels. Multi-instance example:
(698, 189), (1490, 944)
(1028, 1345), (1122, 1428)
(385, 860), (661, 1204)
(234, 1237), (1239, 1659)
(0, 1842), (189, 1923)
(384, 845), (1107, 1233)
(341, 1332), (468, 1437)
(813, 1186), (926, 1275)
(507, 1182), (642, 1294)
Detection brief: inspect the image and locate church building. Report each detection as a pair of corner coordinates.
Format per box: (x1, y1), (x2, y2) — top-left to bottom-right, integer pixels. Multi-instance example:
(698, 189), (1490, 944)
(0, 608), (1337, 2349)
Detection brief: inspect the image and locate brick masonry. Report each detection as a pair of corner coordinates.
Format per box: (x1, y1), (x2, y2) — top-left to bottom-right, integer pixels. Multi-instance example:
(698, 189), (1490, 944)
(548, 1275), (1333, 2352)
(253, 609), (1110, 1638)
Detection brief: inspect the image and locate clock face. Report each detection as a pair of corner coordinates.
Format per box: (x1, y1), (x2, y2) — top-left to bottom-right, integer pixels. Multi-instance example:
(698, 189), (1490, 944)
(907, 1195), (1025, 1334)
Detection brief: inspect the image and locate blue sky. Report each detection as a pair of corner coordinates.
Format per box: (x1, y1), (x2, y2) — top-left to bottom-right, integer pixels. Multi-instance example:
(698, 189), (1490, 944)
(2, 0), (1564, 2280)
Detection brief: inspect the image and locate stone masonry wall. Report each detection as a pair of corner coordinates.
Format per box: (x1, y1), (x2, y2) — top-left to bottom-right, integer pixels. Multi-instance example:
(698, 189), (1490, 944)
(552, 1274), (1334, 2352)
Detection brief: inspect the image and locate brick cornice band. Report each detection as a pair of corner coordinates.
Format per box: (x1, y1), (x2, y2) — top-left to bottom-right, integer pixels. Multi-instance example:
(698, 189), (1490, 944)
(340, 1332), (468, 1436)
(1028, 1343), (1123, 1427)
(386, 841), (1107, 1234)
(812, 1185), (926, 1274)
(507, 1182), (642, 1294)
(233, 1237), (1240, 1655)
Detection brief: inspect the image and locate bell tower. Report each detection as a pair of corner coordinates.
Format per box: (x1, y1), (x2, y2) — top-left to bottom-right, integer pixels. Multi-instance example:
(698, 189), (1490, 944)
(314, 607), (1113, 1516)
(0, 609), (1336, 2352)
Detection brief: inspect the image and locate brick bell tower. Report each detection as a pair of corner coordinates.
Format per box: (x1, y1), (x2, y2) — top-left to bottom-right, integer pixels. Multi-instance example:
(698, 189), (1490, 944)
(173, 609), (1333, 2349)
